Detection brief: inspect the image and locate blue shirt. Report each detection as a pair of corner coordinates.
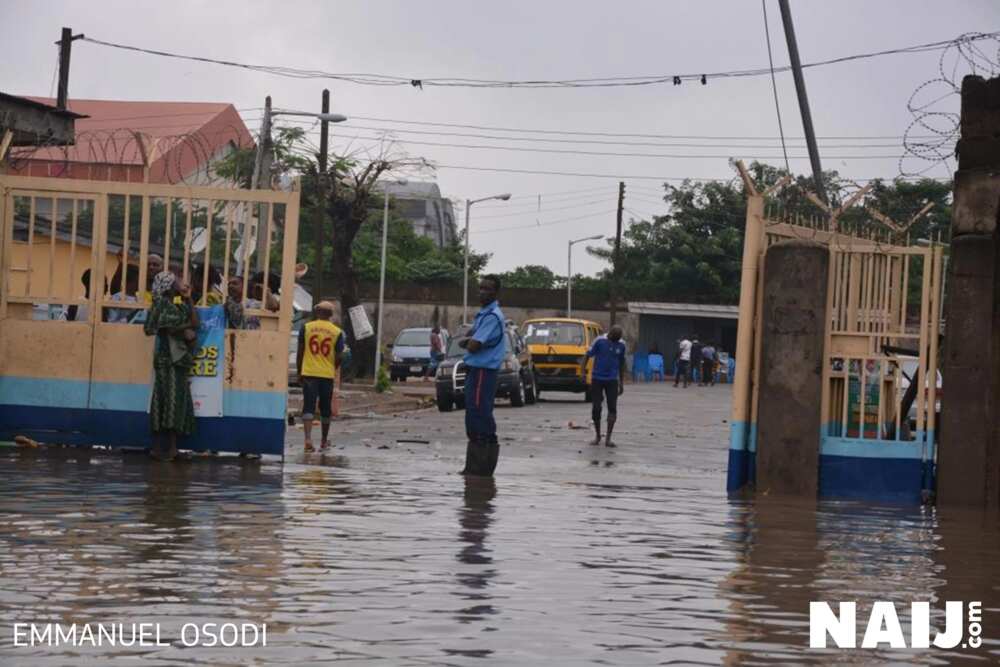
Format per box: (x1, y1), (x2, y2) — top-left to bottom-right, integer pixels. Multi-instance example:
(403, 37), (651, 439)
(587, 336), (626, 382)
(463, 300), (506, 369)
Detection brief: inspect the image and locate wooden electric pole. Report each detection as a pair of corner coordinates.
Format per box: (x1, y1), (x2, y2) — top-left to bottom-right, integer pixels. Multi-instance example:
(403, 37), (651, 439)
(610, 181), (625, 325)
(315, 89), (330, 302)
(56, 27), (84, 110)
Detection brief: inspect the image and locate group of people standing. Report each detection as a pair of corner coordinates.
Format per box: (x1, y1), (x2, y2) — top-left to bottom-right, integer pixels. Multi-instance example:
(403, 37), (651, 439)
(673, 336), (722, 388)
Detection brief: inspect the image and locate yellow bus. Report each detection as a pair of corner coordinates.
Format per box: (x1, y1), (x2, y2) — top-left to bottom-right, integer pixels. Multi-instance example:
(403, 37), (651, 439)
(521, 317), (603, 401)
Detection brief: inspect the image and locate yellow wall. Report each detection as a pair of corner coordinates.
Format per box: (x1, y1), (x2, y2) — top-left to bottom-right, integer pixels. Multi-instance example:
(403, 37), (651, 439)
(7, 237), (118, 301)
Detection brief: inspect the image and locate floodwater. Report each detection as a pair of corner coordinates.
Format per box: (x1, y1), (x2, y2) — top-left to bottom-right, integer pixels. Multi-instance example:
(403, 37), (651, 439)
(0, 429), (998, 664)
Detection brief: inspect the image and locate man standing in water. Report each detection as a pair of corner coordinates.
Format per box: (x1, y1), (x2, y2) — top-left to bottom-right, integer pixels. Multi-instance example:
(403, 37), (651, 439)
(458, 275), (506, 476)
(586, 325), (627, 447)
(296, 301), (345, 452)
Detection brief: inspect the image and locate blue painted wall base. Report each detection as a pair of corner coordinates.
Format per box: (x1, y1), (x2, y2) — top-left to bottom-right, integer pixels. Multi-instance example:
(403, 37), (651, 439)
(0, 405), (285, 456)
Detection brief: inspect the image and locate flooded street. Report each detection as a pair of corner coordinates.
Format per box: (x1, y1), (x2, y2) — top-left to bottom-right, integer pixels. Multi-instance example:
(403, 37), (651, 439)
(1, 383), (998, 665)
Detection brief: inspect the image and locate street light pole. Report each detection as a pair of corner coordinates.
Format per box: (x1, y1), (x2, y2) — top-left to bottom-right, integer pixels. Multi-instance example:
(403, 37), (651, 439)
(567, 234), (603, 318)
(248, 99), (347, 299)
(316, 89), (330, 303)
(462, 192), (512, 324)
(374, 179), (407, 381)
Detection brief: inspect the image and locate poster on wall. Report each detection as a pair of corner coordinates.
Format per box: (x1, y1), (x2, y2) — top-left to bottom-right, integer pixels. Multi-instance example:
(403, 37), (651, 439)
(189, 305), (225, 417)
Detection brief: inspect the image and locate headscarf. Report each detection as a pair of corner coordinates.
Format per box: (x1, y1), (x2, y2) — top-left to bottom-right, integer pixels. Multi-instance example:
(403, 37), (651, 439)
(151, 271), (176, 299)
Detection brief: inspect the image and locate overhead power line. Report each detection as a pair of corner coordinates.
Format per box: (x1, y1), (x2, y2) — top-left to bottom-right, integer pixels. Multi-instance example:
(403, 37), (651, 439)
(81, 31), (1000, 89)
(473, 210), (618, 234)
(432, 162), (950, 183)
(344, 115), (938, 141)
(762, 0), (791, 172)
(270, 119), (916, 150)
(264, 115), (917, 149)
(302, 128), (908, 159)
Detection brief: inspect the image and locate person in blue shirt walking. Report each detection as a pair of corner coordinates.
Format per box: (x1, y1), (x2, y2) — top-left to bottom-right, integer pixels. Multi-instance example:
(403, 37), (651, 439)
(585, 325), (627, 447)
(457, 275), (506, 476)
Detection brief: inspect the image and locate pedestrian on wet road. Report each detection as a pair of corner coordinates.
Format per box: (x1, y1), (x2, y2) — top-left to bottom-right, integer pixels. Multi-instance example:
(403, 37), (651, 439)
(144, 271), (199, 461)
(297, 301), (345, 452)
(458, 275), (506, 476)
(675, 337), (692, 388)
(701, 341), (717, 387)
(586, 325), (626, 447)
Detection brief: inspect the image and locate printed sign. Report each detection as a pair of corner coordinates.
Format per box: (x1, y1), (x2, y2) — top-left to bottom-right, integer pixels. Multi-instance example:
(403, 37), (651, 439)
(349, 305), (374, 340)
(189, 305), (225, 417)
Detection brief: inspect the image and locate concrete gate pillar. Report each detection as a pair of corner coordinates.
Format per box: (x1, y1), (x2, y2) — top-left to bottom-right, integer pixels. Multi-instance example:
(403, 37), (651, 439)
(938, 75), (1000, 509)
(756, 240), (829, 497)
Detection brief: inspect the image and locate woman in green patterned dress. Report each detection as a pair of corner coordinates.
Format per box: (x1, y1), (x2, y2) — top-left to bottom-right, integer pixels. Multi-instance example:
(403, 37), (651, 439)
(144, 271), (199, 461)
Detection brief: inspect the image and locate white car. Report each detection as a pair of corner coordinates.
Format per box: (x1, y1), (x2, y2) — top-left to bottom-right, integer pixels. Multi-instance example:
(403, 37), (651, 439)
(894, 357), (943, 432)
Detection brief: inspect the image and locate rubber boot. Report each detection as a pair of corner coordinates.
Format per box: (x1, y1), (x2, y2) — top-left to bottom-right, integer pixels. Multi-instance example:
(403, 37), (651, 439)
(460, 439), (476, 475)
(484, 435), (500, 476)
(462, 436), (491, 476)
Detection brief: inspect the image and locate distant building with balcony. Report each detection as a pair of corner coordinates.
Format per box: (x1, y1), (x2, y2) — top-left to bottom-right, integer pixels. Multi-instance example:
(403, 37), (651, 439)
(376, 181), (457, 249)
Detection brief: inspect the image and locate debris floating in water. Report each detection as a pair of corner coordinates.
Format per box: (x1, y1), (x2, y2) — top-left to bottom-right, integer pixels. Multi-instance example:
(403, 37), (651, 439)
(14, 435), (40, 448)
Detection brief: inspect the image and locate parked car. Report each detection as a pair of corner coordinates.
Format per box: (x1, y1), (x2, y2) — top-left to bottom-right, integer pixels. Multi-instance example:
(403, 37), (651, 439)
(896, 357), (943, 434)
(435, 325), (537, 411)
(389, 327), (450, 381)
(521, 318), (603, 401)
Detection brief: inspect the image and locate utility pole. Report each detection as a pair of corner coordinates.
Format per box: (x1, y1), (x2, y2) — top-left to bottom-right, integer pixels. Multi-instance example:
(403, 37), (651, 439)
(315, 89), (330, 302)
(609, 181), (625, 325)
(776, 0), (826, 203)
(251, 96), (272, 190)
(55, 27), (84, 110)
(250, 96), (273, 275)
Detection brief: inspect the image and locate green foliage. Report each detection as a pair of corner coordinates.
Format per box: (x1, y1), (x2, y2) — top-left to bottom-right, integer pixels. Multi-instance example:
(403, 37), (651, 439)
(374, 363), (391, 393)
(498, 264), (559, 289)
(214, 126), (312, 187)
(587, 162), (952, 304)
(440, 231), (492, 278)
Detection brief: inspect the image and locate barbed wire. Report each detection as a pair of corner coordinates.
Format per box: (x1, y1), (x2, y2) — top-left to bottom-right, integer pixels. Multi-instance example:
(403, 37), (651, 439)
(900, 32), (1000, 177)
(5, 123), (254, 186)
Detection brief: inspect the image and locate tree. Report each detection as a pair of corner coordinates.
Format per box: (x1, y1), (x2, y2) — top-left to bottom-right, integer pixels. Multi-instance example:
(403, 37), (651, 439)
(498, 264), (559, 289)
(588, 162), (952, 304)
(216, 128), (427, 376)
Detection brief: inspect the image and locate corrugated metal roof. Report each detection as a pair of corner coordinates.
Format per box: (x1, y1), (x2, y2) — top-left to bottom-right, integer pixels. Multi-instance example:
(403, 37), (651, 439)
(627, 302), (739, 319)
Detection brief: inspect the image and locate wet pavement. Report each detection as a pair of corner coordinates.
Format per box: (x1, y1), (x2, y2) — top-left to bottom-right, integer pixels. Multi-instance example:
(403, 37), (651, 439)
(1, 382), (999, 665)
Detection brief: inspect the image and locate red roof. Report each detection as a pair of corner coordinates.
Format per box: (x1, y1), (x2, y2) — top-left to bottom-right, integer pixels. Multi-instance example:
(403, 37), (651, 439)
(12, 97), (254, 184)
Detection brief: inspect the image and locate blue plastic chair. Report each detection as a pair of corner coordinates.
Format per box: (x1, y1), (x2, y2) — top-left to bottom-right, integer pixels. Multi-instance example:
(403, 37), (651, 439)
(647, 353), (665, 381)
(631, 352), (649, 382)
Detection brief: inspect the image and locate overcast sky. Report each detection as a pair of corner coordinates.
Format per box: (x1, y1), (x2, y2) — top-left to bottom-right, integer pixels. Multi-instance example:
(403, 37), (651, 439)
(3, 1), (997, 276)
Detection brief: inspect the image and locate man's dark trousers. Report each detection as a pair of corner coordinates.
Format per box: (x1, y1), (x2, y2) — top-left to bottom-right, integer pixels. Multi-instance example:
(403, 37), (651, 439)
(464, 366), (499, 475)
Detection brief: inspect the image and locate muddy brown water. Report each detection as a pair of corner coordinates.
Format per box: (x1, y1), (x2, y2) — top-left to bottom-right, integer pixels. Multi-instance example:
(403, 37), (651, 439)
(1, 389), (998, 665)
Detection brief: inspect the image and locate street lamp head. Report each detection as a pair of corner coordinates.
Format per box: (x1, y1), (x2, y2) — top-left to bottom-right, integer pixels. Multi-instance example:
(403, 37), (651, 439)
(497, 193), (512, 201)
(316, 113), (348, 123)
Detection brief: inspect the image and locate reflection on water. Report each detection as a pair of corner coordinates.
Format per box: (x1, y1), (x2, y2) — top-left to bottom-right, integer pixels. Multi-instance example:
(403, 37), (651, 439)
(0, 447), (998, 665)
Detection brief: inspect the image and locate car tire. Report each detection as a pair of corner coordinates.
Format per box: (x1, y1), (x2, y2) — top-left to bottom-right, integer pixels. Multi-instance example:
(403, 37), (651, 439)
(455, 397), (466, 410)
(436, 390), (454, 412)
(525, 372), (537, 405)
(511, 376), (526, 407)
